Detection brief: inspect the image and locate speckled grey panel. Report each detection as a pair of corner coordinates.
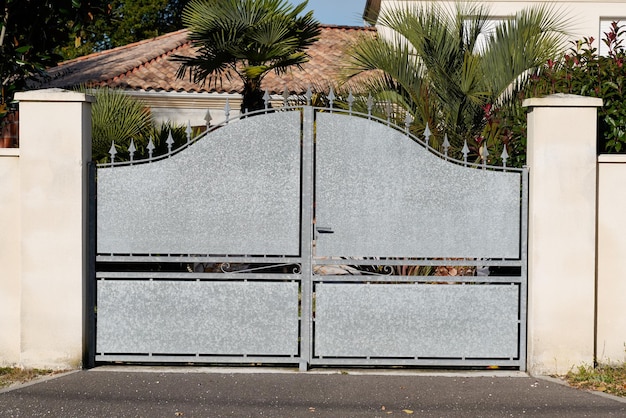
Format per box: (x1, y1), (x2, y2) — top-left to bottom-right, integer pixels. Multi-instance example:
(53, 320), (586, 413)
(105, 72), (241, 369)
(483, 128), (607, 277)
(97, 111), (301, 255)
(315, 112), (521, 258)
(314, 283), (519, 358)
(97, 280), (299, 355)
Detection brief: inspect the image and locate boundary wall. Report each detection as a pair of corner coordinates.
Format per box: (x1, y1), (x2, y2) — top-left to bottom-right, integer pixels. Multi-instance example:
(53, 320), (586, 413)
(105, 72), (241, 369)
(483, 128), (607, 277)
(1, 90), (625, 374)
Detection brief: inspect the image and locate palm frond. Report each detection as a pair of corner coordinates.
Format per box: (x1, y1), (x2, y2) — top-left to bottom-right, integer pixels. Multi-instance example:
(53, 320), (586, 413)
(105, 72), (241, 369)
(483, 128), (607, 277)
(343, 1), (572, 146)
(78, 87), (152, 160)
(174, 0), (320, 111)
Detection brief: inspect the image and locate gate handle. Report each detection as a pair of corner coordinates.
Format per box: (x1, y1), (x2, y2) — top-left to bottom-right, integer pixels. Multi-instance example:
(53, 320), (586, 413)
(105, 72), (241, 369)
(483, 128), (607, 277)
(316, 227), (334, 234)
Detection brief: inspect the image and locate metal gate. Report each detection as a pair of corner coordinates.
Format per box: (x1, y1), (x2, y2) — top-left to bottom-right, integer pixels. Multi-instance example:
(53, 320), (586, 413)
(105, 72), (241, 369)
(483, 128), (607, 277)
(93, 102), (527, 370)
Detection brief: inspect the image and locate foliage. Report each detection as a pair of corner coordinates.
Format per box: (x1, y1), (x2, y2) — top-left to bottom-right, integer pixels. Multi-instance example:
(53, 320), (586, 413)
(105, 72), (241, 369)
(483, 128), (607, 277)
(60, 0), (189, 58)
(344, 2), (572, 164)
(84, 88), (153, 162)
(566, 362), (626, 397)
(525, 21), (626, 152)
(78, 87), (197, 163)
(0, 0), (108, 117)
(141, 121), (190, 158)
(174, 0), (321, 112)
(0, 367), (57, 388)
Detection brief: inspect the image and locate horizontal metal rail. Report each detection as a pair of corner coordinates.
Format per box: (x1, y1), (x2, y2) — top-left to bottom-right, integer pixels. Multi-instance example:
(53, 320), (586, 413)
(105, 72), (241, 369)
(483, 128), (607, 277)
(96, 354), (302, 365)
(97, 255), (301, 263)
(96, 272), (303, 281)
(313, 258), (524, 267)
(311, 276), (523, 284)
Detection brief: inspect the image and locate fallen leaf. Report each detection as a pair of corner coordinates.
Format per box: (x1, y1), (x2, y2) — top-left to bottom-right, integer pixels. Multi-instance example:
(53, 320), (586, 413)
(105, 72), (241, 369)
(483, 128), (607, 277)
(402, 409), (414, 414)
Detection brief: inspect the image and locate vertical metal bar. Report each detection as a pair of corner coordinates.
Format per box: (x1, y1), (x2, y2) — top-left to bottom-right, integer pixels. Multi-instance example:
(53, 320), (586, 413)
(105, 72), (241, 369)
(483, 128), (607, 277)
(519, 167), (529, 371)
(83, 162), (97, 369)
(594, 158), (600, 368)
(299, 106), (315, 371)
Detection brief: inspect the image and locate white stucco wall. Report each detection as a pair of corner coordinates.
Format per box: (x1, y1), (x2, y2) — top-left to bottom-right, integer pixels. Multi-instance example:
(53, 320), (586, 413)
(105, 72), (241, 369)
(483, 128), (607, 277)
(524, 94), (602, 375)
(597, 154), (626, 364)
(376, 0), (626, 51)
(0, 149), (21, 365)
(129, 91), (242, 128)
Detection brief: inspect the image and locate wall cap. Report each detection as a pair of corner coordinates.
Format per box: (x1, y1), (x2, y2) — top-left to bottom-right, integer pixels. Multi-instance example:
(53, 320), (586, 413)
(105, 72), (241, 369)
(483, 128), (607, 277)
(598, 154), (626, 163)
(0, 148), (19, 157)
(14, 88), (95, 103)
(523, 93), (603, 108)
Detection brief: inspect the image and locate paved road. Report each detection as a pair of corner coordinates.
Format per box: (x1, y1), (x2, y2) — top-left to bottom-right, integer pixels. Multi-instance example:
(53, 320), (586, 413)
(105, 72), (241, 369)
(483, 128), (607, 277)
(1, 367), (625, 417)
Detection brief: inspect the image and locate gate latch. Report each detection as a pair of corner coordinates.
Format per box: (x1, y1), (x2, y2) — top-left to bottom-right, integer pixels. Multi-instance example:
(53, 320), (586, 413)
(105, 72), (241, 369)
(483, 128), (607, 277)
(316, 226), (334, 234)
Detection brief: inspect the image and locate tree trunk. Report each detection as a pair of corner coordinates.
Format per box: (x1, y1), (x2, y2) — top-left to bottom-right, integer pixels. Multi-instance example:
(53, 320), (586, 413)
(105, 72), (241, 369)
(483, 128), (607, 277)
(241, 79), (266, 114)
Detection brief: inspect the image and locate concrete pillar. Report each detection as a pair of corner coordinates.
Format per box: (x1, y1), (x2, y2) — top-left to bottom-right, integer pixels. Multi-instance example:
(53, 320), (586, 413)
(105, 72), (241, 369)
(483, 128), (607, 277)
(14, 89), (93, 369)
(523, 94), (602, 375)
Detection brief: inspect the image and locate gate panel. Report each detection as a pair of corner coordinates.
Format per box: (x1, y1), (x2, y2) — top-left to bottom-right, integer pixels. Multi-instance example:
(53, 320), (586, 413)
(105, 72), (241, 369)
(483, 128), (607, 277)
(97, 280), (299, 356)
(93, 104), (527, 370)
(97, 111), (301, 256)
(314, 283), (519, 359)
(315, 112), (521, 258)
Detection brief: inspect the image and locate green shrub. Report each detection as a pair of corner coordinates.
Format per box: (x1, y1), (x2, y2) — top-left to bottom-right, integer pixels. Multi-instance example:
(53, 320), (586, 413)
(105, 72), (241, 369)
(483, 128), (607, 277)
(523, 21), (626, 152)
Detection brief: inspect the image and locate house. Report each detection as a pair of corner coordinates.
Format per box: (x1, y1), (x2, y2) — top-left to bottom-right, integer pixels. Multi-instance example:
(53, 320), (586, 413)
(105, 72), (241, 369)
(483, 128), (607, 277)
(34, 25), (375, 128)
(363, 0), (626, 55)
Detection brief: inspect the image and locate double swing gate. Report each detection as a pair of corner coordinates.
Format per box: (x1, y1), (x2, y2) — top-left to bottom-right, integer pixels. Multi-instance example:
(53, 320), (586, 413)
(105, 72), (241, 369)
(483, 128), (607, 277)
(93, 102), (528, 370)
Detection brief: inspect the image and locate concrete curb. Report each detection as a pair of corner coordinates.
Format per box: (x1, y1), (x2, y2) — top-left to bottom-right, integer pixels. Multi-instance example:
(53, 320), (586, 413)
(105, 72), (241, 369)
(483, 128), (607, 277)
(534, 374), (626, 404)
(0, 369), (79, 394)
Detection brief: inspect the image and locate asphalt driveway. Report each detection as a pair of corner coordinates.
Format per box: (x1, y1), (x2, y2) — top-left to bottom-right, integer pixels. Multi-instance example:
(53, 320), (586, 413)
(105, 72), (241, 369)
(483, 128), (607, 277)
(1, 367), (624, 417)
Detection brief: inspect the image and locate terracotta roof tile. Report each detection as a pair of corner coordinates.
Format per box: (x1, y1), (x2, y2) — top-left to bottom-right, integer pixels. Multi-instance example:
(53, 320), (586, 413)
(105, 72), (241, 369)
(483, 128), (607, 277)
(35, 25), (375, 95)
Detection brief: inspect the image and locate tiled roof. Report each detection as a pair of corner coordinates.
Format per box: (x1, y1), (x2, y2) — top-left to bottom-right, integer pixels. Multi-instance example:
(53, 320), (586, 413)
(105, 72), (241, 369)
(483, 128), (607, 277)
(36, 25), (376, 95)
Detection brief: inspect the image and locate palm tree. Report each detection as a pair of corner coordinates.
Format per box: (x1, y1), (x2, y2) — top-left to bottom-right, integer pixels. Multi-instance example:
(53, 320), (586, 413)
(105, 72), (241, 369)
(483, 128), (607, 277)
(345, 2), (572, 154)
(85, 87), (153, 162)
(174, 0), (321, 113)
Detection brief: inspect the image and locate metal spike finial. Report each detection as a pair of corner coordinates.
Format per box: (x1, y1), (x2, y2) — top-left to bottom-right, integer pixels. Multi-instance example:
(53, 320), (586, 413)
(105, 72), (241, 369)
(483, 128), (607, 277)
(501, 145), (509, 168)
(462, 140), (470, 164)
(108, 141), (117, 164)
(263, 90), (271, 110)
(204, 109), (212, 129)
(404, 112), (413, 133)
(128, 139), (136, 162)
(282, 86), (290, 107)
(327, 86), (336, 109)
(224, 99), (231, 123)
(423, 123), (432, 145)
(166, 130), (175, 155)
(442, 133), (450, 157)
(347, 90), (355, 114)
(385, 102), (392, 125)
(186, 121), (192, 144)
(305, 86), (312, 106)
(481, 140), (489, 168)
(147, 136), (155, 161)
